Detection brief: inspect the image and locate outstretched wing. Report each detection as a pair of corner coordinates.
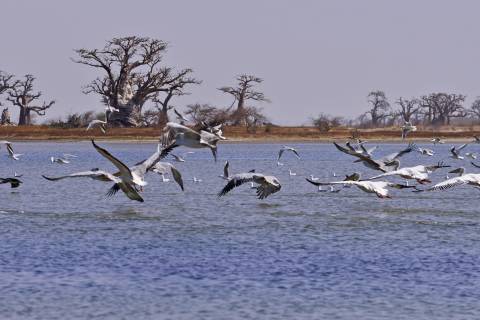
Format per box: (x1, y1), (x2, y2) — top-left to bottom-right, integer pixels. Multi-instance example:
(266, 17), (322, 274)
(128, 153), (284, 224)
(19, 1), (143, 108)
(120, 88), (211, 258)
(256, 183), (280, 199)
(381, 143), (416, 162)
(218, 173), (258, 197)
(42, 170), (115, 182)
(223, 161), (229, 178)
(170, 166), (184, 191)
(130, 144), (177, 178)
(91, 140), (133, 181)
(425, 176), (469, 192)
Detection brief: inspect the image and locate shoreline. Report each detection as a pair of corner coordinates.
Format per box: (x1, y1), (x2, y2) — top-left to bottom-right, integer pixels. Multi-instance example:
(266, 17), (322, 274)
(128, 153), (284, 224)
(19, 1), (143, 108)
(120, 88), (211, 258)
(1, 126), (479, 143)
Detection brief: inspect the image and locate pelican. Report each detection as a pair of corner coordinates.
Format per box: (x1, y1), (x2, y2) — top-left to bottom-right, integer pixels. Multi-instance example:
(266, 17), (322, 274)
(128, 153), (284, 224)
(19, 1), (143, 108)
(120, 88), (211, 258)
(161, 122), (220, 162)
(306, 179), (416, 198)
(6, 142), (22, 160)
(431, 137), (445, 145)
(401, 121), (417, 139)
(42, 140), (175, 202)
(150, 162), (184, 190)
(219, 161), (230, 180)
(364, 162), (450, 184)
(278, 146), (300, 162)
(450, 143), (468, 160)
(416, 173), (480, 192)
(0, 177), (22, 188)
(170, 151), (195, 162)
(218, 172), (281, 199)
(334, 142), (415, 172)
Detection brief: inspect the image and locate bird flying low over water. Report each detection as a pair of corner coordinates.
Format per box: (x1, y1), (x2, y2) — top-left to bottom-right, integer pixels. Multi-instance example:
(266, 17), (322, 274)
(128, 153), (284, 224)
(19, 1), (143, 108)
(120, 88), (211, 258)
(0, 177), (23, 188)
(306, 178), (417, 198)
(219, 173), (281, 199)
(5, 142), (22, 160)
(364, 162), (450, 184)
(278, 146), (300, 163)
(161, 122), (221, 162)
(150, 162), (184, 191)
(415, 173), (480, 192)
(415, 146), (435, 156)
(42, 140), (176, 202)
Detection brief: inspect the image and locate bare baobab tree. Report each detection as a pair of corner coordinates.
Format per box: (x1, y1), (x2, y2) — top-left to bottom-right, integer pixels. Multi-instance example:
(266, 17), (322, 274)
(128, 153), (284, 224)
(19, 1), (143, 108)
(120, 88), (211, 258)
(420, 93), (466, 125)
(0, 71), (16, 95)
(468, 97), (480, 122)
(6, 74), (55, 125)
(74, 36), (200, 127)
(218, 74), (270, 125)
(394, 97), (420, 123)
(364, 91), (390, 127)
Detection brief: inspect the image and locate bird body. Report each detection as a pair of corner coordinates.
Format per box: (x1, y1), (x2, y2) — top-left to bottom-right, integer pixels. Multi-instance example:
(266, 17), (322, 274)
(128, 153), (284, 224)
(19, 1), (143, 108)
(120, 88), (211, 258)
(365, 162), (450, 184)
(219, 173), (281, 199)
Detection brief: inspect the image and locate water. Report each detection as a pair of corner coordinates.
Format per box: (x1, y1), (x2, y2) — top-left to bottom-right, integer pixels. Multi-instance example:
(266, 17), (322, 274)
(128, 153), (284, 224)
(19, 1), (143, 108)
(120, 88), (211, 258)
(1, 141), (480, 319)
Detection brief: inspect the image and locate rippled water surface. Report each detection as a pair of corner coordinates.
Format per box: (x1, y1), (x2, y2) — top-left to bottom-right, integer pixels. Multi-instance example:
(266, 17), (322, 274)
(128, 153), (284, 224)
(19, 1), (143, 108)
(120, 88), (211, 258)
(1, 141), (480, 319)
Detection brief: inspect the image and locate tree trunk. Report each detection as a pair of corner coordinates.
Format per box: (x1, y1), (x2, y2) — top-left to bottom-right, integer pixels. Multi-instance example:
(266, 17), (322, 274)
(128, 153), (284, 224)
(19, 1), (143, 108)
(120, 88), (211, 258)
(18, 107), (28, 125)
(108, 101), (142, 127)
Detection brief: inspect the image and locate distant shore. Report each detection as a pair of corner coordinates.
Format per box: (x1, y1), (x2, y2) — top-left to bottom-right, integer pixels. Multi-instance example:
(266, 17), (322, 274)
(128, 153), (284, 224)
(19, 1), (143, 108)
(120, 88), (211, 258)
(1, 125), (479, 143)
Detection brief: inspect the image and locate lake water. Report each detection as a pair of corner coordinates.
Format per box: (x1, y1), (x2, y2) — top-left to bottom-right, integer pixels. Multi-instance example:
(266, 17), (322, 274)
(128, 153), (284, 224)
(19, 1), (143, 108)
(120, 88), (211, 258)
(1, 141), (479, 319)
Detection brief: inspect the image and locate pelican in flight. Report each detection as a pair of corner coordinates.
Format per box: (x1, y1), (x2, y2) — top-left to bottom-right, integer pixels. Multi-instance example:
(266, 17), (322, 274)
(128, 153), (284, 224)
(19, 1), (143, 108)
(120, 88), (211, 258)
(334, 142), (415, 172)
(416, 173), (480, 192)
(450, 143), (468, 160)
(42, 140), (175, 202)
(161, 122), (221, 161)
(306, 178), (416, 198)
(150, 162), (184, 191)
(278, 146), (300, 163)
(218, 173), (281, 199)
(364, 162), (450, 184)
(0, 177), (23, 188)
(401, 121), (417, 139)
(5, 142), (22, 160)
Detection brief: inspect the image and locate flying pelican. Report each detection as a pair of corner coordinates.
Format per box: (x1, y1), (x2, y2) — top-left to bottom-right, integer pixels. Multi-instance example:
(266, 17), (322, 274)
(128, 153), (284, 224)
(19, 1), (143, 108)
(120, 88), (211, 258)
(42, 140), (175, 202)
(218, 172), (281, 199)
(334, 142), (415, 172)
(219, 161), (230, 180)
(161, 122), (220, 162)
(450, 143), (469, 160)
(0, 177), (22, 188)
(416, 173), (480, 192)
(278, 146), (300, 163)
(6, 142), (22, 160)
(364, 162), (450, 184)
(306, 179), (416, 198)
(401, 121), (417, 139)
(431, 137), (445, 145)
(170, 151), (195, 162)
(150, 162), (184, 190)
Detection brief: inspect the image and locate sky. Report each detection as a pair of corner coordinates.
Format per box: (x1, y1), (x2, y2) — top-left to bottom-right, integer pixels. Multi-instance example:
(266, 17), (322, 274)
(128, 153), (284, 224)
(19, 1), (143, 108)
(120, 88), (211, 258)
(1, 0), (480, 125)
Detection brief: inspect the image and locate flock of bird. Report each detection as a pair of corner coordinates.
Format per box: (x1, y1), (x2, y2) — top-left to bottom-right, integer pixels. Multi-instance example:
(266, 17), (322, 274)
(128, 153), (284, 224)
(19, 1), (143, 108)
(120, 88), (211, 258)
(2, 113), (480, 202)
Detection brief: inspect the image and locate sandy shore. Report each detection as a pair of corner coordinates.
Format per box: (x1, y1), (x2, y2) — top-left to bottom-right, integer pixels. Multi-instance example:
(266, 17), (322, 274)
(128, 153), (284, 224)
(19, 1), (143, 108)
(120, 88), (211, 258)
(0, 125), (479, 143)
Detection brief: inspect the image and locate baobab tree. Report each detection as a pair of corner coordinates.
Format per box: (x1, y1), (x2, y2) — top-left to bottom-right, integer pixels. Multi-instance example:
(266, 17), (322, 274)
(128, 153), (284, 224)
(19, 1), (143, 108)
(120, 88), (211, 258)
(0, 71), (15, 95)
(6, 74), (55, 125)
(420, 93), (466, 125)
(74, 36), (200, 127)
(218, 74), (269, 125)
(468, 97), (480, 122)
(364, 91), (390, 127)
(394, 97), (421, 123)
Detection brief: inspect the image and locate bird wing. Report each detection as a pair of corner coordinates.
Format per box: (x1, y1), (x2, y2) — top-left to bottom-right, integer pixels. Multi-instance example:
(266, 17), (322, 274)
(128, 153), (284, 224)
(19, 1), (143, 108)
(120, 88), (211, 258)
(6, 143), (14, 157)
(218, 173), (259, 197)
(161, 122), (200, 146)
(224, 161), (229, 178)
(458, 143), (469, 151)
(277, 149), (285, 161)
(333, 142), (363, 158)
(170, 166), (184, 191)
(42, 170), (116, 182)
(107, 182), (144, 202)
(91, 140), (133, 181)
(131, 144), (176, 178)
(256, 181), (281, 199)
(381, 143), (415, 162)
(426, 176), (470, 191)
(306, 178), (358, 187)
(290, 148), (301, 159)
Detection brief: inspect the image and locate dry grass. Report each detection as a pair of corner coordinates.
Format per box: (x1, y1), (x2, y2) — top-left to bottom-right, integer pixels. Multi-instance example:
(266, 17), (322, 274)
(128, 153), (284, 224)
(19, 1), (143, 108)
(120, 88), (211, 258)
(1, 125), (480, 142)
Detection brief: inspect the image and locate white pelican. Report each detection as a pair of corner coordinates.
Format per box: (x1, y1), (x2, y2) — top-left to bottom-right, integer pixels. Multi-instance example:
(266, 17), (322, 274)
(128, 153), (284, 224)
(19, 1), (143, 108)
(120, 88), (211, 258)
(401, 121), (417, 139)
(161, 122), (220, 161)
(450, 143), (468, 160)
(0, 177), (22, 188)
(218, 173), (281, 199)
(365, 162), (450, 184)
(105, 106), (120, 113)
(417, 173), (480, 192)
(306, 178), (416, 198)
(6, 142), (22, 160)
(278, 146), (300, 162)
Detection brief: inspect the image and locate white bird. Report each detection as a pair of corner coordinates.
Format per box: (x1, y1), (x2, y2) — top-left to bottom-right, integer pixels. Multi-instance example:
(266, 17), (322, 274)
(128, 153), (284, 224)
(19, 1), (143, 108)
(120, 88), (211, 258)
(219, 161), (230, 180)
(193, 177), (202, 183)
(417, 173), (480, 192)
(306, 179), (416, 198)
(170, 151), (195, 162)
(365, 162), (450, 184)
(431, 137), (445, 145)
(42, 140), (175, 202)
(150, 161), (184, 191)
(218, 172), (281, 199)
(161, 122), (220, 162)
(401, 121), (417, 140)
(50, 156), (70, 164)
(277, 146), (300, 163)
(5, 142), (22, 160)
(289, 169), (297, 176)
(450, 143), (469, 160)
(159, 174), (170, 182)
(465, 152), (477, 160)
(416, 147), (435, 156)
(86, 119), (107, 134)
(105, 106), (120, 113)
(309, 175), (319, 181)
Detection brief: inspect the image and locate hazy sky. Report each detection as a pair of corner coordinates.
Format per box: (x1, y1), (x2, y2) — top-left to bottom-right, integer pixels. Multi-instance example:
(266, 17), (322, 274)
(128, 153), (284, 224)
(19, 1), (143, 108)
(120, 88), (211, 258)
(1, 0), (480, 125)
